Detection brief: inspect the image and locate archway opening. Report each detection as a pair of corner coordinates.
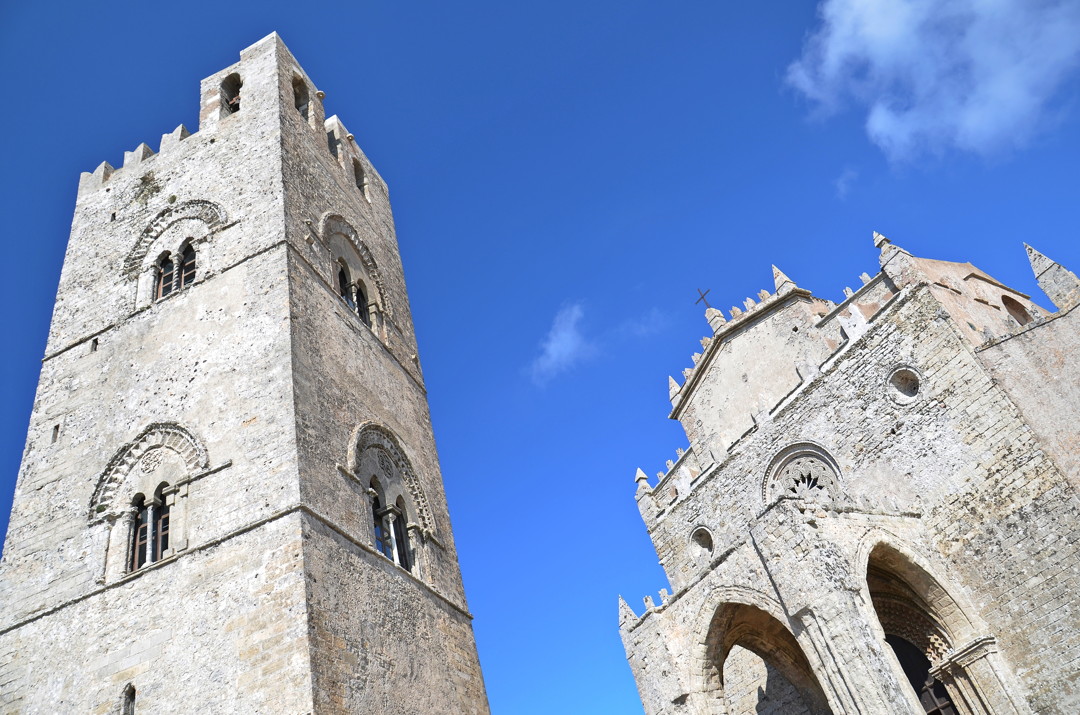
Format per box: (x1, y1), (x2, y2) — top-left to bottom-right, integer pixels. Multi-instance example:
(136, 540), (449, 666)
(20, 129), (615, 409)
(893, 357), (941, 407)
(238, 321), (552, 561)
(705, 603), (831, 715)
(866, 544), (961, 714)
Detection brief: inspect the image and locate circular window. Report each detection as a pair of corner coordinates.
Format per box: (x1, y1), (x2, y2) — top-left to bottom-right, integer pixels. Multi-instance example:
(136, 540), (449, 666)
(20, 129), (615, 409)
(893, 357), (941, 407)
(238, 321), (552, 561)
(888, 367), (921, 403)
(690, 527), (714, 561)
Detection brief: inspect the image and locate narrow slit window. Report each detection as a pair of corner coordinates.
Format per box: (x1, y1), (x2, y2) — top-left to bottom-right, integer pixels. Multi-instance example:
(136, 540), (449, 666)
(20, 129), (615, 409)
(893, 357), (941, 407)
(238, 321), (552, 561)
(91, 338), (99, 352)
(357, 283), (370, 327)
(178, 245), (196, 290)
(393, 499), (411, 572)
(353, 159), (368, 198)
(51, 425), (59, 443)
(155, 499), (170, 560)
(122, 684), (136, 715)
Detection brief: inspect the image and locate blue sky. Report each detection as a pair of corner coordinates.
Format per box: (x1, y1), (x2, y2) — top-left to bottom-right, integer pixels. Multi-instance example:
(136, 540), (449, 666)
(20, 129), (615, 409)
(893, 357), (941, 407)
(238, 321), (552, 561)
(2, 1), (1080, 712)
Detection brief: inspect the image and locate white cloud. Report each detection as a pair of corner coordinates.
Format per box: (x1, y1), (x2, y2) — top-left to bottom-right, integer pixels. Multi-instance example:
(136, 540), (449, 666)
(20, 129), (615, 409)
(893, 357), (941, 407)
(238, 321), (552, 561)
(834, 166), (858, 198)
(787, 0), (1080, 160)
(528, 303), (596, 385)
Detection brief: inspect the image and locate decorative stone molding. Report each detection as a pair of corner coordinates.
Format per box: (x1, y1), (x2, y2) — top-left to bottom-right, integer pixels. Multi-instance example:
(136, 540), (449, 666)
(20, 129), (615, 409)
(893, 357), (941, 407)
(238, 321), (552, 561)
(319, 212), (391, 320)
(88, 422), (209, 524)
(762, 442), (842, 505)
(348, 421), (433, 534)
(123, 200), (228, 275)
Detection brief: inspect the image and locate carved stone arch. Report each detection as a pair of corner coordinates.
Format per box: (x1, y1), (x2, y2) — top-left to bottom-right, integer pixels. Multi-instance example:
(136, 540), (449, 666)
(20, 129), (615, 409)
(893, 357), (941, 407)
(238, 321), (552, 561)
(88, 422), (209, 524)
(689, 586), (830, 715)
(319, 212), (391, 319)
(348, 421), (432, 533)
(762, 441), (842, 505)
(123, 200), (229, 275)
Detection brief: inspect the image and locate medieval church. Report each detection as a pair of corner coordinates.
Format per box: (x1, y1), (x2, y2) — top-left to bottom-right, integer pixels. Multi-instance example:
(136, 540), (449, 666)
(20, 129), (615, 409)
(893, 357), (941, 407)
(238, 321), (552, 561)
(0, 35), (489, 713)
(620, 234), (1080, 713)
(2, 32), (1079, 715)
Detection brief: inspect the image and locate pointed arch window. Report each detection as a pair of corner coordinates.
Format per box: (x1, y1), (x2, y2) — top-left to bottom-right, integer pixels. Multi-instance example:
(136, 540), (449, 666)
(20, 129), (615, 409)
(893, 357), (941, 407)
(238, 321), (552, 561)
(371, 485), (393, 560)
(338, 264), (356, 309)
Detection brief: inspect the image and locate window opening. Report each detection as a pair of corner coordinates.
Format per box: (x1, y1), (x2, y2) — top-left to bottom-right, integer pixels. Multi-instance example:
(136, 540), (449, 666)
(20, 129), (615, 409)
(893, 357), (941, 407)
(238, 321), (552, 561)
(178, 244), (196, 290)
(156, 500), (170, 558)
(221, 73), (242, 114)
(91, 338), (99, 352)
(131, 496), (150, 571)
(394, 498), (411, 572)
(356, 282), (370, 327)
(292, 77), (310, 120)
(51, 425), (59, 443)
(338, 265), (356, 309)
(110, 212), (116, 222)
(1002, 295), (1032, 326)
(327, 131), (338, 158)
(156, 255), (175, 299)
(122, 684), (136, 715)
(886, 635), (958, 714)
(372, 493), (392, 560)
(353, 159), (368, 198)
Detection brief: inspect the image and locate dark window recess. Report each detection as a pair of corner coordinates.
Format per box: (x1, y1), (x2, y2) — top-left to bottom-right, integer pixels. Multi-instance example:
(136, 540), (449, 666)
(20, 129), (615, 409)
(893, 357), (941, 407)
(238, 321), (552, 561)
(886, 635), (958, 715)
(91, 338), (99, 352)
(221, 73), (242, 114)
(327, 131), (338, 158)
(122, 685), (136, 715)
(51, 425), (59, 443)
(357, 284), (370, 327)
(293, 77), (310, 119)
(353, 159), (367, 195)
(338, 266), (356, 309)
(393, 511), (411, 572)
(178, 245), (196, 289)
(110, 212), (116, 222)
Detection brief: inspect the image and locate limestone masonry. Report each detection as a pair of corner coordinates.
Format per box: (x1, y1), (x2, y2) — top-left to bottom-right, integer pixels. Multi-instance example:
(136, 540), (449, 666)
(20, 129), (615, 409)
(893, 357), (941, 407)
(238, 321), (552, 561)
(0, 34), (489, 714)
(622, 233), (1080, 713)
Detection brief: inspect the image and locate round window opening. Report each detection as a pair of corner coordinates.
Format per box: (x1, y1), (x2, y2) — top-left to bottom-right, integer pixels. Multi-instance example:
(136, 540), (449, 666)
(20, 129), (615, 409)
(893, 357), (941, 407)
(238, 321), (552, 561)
(889, 367), (921, 401)
(691, 527), (714, 559)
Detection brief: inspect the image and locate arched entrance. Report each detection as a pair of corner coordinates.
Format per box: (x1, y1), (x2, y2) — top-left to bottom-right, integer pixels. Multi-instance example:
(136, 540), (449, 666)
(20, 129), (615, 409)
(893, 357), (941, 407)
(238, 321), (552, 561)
(865, 542), (1027, 714)
(703, 602), (831, 715)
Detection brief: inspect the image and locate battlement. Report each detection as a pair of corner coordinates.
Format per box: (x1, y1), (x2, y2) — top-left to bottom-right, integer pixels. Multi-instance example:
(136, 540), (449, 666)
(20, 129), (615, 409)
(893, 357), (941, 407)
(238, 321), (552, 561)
(76, 33), (386, 200)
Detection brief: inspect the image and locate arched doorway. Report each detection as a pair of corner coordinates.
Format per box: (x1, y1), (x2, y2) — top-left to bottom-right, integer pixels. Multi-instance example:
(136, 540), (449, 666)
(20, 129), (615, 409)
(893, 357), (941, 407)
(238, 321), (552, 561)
(703, 602), (831, 715)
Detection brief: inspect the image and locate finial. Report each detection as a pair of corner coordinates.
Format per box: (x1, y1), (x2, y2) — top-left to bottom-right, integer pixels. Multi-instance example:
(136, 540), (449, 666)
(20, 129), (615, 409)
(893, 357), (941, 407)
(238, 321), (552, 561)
(668, 376), (680, 398)
(729, 306), (743, 318)
(757, 289), (771, 301)
(619, 596), (637, 625)
(634, 468), (649, 485)
(859, 272), (873, 285)
(772, 265), (797, 294)
(742, 297), (756, 311)
(873, 231), (891, 249)
(843, 287), (855, 298)
(705, 306), (726, 332)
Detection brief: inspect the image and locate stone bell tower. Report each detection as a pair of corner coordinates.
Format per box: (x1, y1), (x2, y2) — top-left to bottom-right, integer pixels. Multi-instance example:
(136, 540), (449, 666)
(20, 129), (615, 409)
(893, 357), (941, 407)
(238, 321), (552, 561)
(0, 33), (489, 714)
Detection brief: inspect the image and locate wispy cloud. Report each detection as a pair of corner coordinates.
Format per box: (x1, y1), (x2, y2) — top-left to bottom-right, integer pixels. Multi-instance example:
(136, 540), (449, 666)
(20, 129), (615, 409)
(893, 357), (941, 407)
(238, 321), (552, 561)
(787, 0), (1080, 161)
(528, 303), (596, 385)
(834, 166), (858, 199)
(615, 307), (668, 339)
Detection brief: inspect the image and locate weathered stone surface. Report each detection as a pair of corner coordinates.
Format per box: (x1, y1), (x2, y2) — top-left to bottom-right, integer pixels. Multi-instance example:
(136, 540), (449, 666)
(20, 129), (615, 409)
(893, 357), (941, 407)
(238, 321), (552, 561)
(624, 237), (1080, 714)
(0, 33), (488, 714)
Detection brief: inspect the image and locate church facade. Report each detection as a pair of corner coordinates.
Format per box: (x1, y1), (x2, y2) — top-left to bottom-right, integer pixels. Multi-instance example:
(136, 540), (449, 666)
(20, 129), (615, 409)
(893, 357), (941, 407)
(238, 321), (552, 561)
(0, 35), (489, 713)
(622, 236), (1080, 713)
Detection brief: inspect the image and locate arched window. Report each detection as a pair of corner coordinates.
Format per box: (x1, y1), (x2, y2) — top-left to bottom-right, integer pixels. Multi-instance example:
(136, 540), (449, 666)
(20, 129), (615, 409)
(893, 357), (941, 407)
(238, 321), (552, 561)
(156, 254), (174, 299)
(1002, 295), (1032, 326)
(394, 497), (412, 572)
(122, 684), (136, 715)
(221, 73), (242, 114)
(337, 264), (356, 309)
(292, 77), (310, 120)
(129, 484), (170, 571)
(356, 281), (370, 327)
(371, 483), (393, 560)
(178, 244), (196, 290)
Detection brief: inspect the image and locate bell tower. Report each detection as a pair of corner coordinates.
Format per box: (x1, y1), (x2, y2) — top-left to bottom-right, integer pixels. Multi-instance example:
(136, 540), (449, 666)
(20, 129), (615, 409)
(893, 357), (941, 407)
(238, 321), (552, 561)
(0, 34), (489, 713)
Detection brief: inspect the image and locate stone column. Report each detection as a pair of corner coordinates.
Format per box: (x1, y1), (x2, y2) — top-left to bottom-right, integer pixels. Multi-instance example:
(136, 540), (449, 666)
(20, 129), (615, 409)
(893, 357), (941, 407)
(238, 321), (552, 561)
(931, 636), (1031, 715)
